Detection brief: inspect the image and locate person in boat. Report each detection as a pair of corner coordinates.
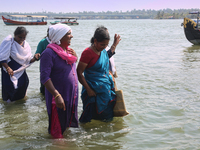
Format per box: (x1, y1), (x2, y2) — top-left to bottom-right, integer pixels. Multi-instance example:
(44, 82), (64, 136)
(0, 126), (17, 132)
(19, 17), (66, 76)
(40, 24), (78, 138)
(0, 26), (40, 102)
(35, 27), (51, 95)
(77, 26), (121, 123)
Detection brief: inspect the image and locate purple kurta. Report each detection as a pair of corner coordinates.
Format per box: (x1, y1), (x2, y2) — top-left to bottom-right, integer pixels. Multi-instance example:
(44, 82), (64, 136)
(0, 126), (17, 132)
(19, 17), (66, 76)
(40, 48), (78, 134)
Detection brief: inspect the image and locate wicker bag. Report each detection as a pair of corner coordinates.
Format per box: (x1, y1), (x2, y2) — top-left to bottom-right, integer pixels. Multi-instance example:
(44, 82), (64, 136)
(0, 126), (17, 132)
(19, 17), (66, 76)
(113, 90), (129, 117)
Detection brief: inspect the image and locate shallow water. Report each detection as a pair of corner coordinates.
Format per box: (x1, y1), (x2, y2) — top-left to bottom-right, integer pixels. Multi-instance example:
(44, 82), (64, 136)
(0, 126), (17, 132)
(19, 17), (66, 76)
(0, 19), (200, 150)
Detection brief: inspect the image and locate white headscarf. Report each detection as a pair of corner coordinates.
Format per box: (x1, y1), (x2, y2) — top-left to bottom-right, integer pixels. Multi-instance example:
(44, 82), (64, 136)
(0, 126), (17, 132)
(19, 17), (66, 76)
(49, 24), (71, 45)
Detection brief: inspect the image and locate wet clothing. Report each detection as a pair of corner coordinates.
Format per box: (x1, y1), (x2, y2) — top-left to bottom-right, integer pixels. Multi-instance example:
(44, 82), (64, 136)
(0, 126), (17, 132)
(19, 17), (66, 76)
(79, 48), (116, 123)
(40, 47), (78, 136)
(1, 58), (29, 101)
(0, 35), (32, 101)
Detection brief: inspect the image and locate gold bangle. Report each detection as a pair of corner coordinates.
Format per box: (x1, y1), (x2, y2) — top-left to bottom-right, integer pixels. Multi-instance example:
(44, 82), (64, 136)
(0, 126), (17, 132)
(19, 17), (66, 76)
(54, 94), (61, 99)
(6, 67), (10, 71)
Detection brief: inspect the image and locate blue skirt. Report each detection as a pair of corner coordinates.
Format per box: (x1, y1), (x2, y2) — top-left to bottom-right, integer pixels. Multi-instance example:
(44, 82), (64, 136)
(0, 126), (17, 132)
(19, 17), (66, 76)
(1, 57), (29, 101)
(79, 100), (116, 123)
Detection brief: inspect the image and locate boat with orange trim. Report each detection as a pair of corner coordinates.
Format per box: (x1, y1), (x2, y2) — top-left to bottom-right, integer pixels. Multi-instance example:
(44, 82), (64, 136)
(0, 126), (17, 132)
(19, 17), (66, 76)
(2, 15), (48, 25)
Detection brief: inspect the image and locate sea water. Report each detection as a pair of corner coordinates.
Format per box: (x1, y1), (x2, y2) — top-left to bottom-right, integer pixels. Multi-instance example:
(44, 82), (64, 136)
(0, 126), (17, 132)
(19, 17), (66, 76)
(0, 19), (200, 150)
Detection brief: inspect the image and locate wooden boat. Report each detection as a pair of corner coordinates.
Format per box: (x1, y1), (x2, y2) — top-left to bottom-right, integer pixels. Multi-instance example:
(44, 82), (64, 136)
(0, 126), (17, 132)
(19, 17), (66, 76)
(50, 17), (79, 25)
(2, 15), (47, 25)
(182, 11), (200, 45)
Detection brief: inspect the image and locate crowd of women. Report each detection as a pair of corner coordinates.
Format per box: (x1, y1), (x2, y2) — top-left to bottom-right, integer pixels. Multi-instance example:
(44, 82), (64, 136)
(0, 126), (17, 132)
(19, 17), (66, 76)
(0, 24), (121, 138)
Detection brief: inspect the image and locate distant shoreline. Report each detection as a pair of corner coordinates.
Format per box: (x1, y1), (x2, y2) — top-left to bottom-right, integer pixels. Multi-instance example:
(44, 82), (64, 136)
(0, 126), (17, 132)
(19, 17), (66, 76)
(0, 8), (199, 19)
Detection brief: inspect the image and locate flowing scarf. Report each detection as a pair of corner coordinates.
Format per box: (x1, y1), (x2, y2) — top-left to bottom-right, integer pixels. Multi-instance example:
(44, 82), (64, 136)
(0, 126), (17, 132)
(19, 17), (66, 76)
(47, 43), (77, 64)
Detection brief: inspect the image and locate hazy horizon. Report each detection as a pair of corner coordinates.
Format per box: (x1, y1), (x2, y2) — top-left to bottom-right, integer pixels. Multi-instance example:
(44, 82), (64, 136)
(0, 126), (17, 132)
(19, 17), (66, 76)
(1, 0), (199, 13)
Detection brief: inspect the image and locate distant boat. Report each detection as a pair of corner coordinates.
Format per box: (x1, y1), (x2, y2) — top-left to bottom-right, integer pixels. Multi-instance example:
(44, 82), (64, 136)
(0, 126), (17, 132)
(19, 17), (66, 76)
(2, 15), (47, 25)
(182, 11), (200, 45)
(50, 17), (79, 25)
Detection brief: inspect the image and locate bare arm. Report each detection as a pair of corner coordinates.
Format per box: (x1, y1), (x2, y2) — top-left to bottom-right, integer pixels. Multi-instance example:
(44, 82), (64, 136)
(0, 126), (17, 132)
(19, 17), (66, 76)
(77, 61), (96, 97)
(44, 79), (66, 111)
(110, 34), (121, 53)
(30, 53), (40, 63)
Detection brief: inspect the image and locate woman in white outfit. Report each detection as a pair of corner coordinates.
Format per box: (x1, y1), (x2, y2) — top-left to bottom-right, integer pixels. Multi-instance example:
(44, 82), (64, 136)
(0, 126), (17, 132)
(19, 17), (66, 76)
(0, 27), (40, 102)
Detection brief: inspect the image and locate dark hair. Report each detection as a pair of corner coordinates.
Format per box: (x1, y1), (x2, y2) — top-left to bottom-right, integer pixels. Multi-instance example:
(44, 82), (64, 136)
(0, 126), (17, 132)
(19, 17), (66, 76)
(14, 27), (28, 36)
(90, 26), (110, 44)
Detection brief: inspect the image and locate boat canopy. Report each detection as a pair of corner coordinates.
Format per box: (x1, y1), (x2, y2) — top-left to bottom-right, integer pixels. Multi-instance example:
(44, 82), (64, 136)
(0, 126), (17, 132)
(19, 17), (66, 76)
(53, 17), (78, 19)
(8, 15), (48, 18)
(189, 11), (200, 14)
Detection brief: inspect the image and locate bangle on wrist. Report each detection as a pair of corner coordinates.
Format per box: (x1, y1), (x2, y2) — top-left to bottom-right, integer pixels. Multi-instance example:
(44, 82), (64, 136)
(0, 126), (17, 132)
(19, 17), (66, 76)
(54, 94), (61, 99)
(6, 67), (10, 71)
(111, 45), (116, 49)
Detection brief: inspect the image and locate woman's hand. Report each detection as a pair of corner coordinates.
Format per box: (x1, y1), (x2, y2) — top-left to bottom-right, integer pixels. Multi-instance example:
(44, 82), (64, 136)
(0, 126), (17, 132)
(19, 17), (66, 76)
(77, 61), (96, 97)
(110, 34), (121, 53)
(113, 34), (121, 47)
(109, 71), (115, 82)
(44, 80), (66, 111)
(7, 67), (14, 76)
(87, 88), (96, 97)
(68, 48), (78, 58)
(34, 53), (40, 61)
(30, 53), (40, 63)
(55, 94), (66, 111)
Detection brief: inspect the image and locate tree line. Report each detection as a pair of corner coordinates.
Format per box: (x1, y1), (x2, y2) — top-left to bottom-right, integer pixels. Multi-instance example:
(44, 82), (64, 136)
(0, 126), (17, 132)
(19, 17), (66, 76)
(1, 8), (200, 19)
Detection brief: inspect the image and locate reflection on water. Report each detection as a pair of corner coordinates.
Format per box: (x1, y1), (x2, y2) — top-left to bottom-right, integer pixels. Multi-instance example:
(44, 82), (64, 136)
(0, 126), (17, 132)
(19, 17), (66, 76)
(50, 117), (129, 150)
(76, 119), (129, 149)
(0, 98), (50, 149)
(184, 44), (200, 52)
(0, 96), (129, 149)
(182, 45), (200, 63)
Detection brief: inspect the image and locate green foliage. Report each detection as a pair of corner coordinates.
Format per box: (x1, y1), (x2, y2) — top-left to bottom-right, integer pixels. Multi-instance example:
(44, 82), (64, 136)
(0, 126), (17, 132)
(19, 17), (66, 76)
(1, 8), (200, 19)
